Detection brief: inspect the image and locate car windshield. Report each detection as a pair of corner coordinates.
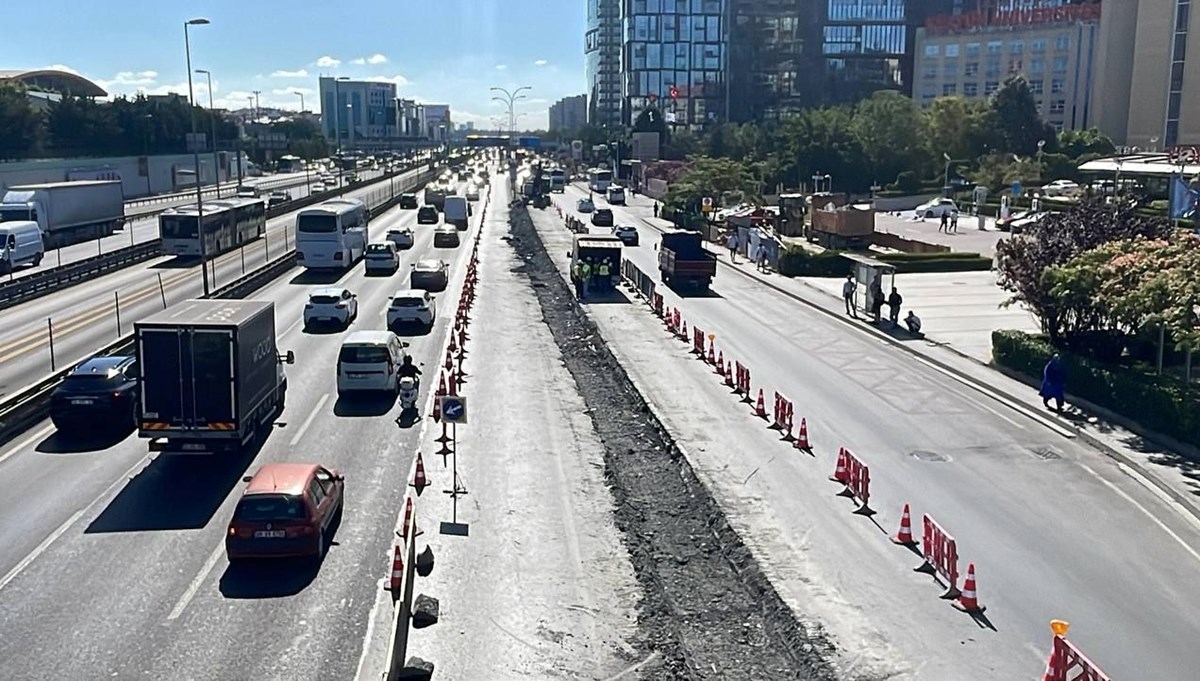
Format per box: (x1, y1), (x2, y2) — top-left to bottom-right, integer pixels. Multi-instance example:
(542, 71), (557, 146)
(339, 346), (390, 364)
(392, 297), (424, 307)
(367, 244), (393, 254)
(297, 214), (338, 233)
(234, 495), (307, 522)
(309, 294), (340, 305)
(415, 261), (442, 271)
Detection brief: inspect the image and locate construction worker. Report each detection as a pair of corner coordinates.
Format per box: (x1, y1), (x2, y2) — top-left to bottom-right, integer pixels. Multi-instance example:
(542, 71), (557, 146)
(572, 260), (585, 297)
(579, 259), (592, 299)
(597, 259), (611, 291)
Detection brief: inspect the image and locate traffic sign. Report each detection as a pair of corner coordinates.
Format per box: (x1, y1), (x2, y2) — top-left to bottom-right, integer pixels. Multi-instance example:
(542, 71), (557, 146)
(440, 395), (468, 424)
(701, 196), (714, 213)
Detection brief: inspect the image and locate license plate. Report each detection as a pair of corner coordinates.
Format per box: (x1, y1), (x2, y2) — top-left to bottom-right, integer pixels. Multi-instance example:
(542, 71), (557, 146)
(69, 398), (94, 405)
(254, 530), (286, 538)
(181, 444), (206, 451)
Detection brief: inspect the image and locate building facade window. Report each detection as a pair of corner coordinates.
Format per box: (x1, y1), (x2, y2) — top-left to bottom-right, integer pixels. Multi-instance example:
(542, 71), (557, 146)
(1031, 38), (1046, 53)
(1049, 99), (1066, 114)
(985, 60), (1001, 77)
(945, 43), (960, 58)
(987, 41), (1002, 55)
(925, 44), (940, 57)
(922, 63), (938, 79)
(966, 42), (980, 57)
(1010, 40), (1024, 55)
(943, 61), (958, 77)
(963, 82), (978, 97)
(1009, 58), (1022, 74)
(985, 80), (999, 95)
(942, 83), (957, 96)
(1030, 58), (1045, 74)
(1055, 34), (1070, 51)
(1052, 56), (1068, 72)
(1166, 0), (1191, 145)
(1051, 78), (1066, 94)
(827, 0), (905, 21)
(1029, 79), (1044, 94)
(964, 62), (979, 77)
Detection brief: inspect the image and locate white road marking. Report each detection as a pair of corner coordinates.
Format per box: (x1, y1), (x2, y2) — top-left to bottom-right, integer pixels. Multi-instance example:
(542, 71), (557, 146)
(167, 543), (225, 621)
(280, 315), (303, 337)
(0, 509), (84, 592)
(1078, 461), (1200, 566)
(290, 393), (329, 446)
(0, 424), (55, 467)
(0, 452), (151, 593)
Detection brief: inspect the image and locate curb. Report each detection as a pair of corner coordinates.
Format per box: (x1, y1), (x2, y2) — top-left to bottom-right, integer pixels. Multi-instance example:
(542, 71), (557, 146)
(634, 214), (1200, 525)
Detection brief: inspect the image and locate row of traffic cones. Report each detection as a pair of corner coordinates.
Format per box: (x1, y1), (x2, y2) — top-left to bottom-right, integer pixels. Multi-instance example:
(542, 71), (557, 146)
(891, 502), (986, 614)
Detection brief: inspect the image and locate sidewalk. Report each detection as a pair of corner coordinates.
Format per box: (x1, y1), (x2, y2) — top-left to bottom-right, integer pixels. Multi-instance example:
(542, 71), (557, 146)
(873, 211), (1006, 257)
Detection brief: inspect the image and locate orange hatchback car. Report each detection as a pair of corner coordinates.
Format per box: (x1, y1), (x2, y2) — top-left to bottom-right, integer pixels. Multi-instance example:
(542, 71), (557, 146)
(226, 463), (345, 561)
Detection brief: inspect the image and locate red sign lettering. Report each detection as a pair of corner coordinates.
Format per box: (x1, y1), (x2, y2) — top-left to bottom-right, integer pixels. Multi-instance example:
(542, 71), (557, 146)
(925, 2), (1101, 34)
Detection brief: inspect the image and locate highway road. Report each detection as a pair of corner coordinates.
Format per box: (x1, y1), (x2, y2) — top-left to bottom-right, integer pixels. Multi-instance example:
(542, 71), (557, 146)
(1, 165), (401, 284)
(0, 165), (434, 398)
(540, 184), (1200, 680)
(0, 176), (489, 679)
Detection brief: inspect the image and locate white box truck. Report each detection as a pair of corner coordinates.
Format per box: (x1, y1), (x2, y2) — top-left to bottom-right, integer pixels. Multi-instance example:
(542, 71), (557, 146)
(0, 180), (125, 248)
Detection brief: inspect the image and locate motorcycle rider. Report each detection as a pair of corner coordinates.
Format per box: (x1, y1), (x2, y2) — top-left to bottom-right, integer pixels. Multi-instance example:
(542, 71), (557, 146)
(398, 355), (421, 381)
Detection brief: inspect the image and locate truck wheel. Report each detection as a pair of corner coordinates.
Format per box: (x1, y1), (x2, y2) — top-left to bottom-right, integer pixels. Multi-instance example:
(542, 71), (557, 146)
(33, 253), (43, 266)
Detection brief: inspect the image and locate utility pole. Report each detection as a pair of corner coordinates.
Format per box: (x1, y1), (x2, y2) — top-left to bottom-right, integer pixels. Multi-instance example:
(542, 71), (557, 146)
(184, 16), (211, 297)
(252, 90), (261, 118)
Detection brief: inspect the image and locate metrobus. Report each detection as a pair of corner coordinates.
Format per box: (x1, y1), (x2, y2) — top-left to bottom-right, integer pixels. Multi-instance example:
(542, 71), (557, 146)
(548, 168), (566, 192)
(158, 197), (267, 258)
(277, 155), (305, 173)
(588, 167), (613, 193)
(296, 198), (369, 270)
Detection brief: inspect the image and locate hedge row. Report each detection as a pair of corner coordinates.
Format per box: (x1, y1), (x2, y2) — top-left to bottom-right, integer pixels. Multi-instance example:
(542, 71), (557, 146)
(992, 329), (1200, 447)
(777, 247), (993, 277)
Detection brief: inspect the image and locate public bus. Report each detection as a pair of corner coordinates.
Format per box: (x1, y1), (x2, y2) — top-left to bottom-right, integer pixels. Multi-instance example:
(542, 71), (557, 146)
(296, 198), (369, 270)
(158, 197), (267, 258)
(276, 155), (305, 173)
(588, 167), (613, 193)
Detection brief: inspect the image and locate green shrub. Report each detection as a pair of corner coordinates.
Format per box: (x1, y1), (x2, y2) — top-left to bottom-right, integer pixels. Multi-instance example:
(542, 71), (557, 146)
(992, 330), (1200, 447)
(894, 170), (922, 194)
(777, 247), (850, 277)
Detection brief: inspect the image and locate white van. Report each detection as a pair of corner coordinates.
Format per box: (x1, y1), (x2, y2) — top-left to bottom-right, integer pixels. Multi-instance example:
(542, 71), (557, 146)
(606, 185), (626, 205)
(336, 331), (409, 396)
(364, 241), (400, 275)
(443, 196), (469, 230)
(0, 222), (45, 273)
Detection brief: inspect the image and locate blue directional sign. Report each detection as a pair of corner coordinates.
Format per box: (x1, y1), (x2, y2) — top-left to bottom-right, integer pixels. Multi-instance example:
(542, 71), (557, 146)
(440, 395), (468, 424)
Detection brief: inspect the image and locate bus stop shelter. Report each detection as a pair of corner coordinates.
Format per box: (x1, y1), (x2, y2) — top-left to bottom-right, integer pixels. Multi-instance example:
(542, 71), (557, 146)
(842, 253), (895, 317)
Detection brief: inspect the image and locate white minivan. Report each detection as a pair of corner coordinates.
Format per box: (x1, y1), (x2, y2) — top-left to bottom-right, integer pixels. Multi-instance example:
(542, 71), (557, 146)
(336, 331), (410, 396)
(443, 196), (470, 230)
(0, 222), (45, 274)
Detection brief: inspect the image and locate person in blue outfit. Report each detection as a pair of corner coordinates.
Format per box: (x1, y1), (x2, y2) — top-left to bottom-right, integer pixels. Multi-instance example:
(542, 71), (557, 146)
(1040, 354), (1066, 412)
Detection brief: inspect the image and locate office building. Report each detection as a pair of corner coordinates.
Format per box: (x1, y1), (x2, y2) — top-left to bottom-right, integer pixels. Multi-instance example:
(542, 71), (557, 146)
(913, 1), (1102, 132)
(423, 104), (452, 142)
(396, 98), (425, 138)
(549, 95), (587, 131)
(1120, 0), (1200, 148)
(318, 77), (399, 148)
(586, 0), (623, 128)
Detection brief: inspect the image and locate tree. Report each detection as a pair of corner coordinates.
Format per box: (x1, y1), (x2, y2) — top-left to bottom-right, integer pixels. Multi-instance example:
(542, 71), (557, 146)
(1056, 128), (1115, 159)
(851, 91), (927, 189)
(47, 96), (122, 156)
(995, 201), (1173, 343)
(990, 75), (1056, 156)
(662, 155), (759, 224)
(923, 96), (997, 161)
(0, 85), (40, 158)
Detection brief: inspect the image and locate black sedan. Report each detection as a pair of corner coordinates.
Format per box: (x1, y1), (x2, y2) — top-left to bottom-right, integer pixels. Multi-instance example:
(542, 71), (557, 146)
(49, 355), (140, 435)
(612, 225), (640, 246)
(591, 208), (614, 227)
(399, 193), (419, 209)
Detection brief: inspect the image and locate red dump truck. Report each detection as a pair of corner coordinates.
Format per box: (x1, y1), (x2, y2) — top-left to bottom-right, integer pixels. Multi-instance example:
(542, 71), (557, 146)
(658, 229), (717, 292)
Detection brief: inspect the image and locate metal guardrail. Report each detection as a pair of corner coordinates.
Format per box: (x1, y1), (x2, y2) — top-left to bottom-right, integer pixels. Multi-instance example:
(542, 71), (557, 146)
(0, 165), (434, 311)
(0, 250), (300, 444)
(123, 173), (311, 209)
(620, 258), (657, 303)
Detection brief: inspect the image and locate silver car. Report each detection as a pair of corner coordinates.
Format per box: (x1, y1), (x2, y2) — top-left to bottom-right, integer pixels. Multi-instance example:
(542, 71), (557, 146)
(410, 259), (449, 291)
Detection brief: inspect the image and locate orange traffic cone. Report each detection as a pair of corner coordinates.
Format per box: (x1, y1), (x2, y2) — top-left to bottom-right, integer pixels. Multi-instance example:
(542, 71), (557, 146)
(754, 389), (767, 418)
(444, 348), (454, 371)
(707, 342), (716, 365)
(725, 361), (735, 387)
(400, 496), (415, 540)
(448, 370), (458, 396)
(448, 333), (457, 354)
(680, 320), (688, 341)
(794, 418), (812, 451)
(431, 396), (442, 423)
(830, 447), (848, 482)
(892, 503), (916, 545)
(411, 453), (428, 496)
(715, 350), (725, 374)
(388, 544), (404, 592)
(953, 563), (986, 613)
(436, 373), (447, 397)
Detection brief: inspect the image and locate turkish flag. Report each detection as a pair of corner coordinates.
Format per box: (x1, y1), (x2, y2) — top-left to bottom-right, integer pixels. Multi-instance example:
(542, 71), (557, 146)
(669, 86), (680, 99)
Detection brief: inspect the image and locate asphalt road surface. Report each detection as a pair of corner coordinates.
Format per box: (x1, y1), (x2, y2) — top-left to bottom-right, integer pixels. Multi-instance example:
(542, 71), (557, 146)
(0, 178), (486, 680)
(537, 184), (1200, 680)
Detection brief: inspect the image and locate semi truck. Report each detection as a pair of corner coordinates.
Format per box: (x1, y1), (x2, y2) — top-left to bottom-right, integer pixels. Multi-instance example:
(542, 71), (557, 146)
(136, 299), (294, 454)
(658, 229), (717, 292)
(0, 180), (125, 248)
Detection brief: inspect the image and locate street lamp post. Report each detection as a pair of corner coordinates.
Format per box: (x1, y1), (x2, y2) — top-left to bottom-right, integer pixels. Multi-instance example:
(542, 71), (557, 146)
(296, 91), (305, 113)
(141, 114), (153, 196)
(943, 152), (953, 195)
(195, 69), (221, 199)
(490, 85), (531, 135)
(1036, 139), (1046, 181)
(184, 16), (211, 296)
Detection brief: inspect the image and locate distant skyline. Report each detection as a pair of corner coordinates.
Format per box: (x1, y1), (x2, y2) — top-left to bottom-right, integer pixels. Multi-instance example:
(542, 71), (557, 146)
(2, 0), (586, 131)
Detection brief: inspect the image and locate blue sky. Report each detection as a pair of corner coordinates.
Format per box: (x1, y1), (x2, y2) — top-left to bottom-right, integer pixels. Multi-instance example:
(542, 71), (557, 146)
(3, 0), (586, 130)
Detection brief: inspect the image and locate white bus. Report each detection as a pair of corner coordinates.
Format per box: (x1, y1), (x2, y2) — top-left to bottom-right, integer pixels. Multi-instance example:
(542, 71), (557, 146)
(296, 198), (369, 270)
(159, 197), (267, 257)
(277, 155), (305, 173)
(548, 168), (566, 192)
(588, 167), (613, 193)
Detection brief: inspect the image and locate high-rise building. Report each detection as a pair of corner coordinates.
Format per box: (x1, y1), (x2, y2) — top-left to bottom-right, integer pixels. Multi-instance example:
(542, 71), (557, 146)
(549, 95), (588, 131)
(423, 104), (452, 141)
(318, 77), (399, 148)
(396, 98), (425, 138)
(586, 0), (623, 128)
(913, 1), (1102, 132)
(1120, 0), (1200, 148)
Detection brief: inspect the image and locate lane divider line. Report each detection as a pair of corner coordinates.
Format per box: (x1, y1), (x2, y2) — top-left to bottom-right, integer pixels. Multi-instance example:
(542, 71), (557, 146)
(166, 543), (226, 621)
(290, 393), (330, 447)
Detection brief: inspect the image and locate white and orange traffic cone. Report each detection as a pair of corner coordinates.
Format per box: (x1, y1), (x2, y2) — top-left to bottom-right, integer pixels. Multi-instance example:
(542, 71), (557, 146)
(754, 389), (767, 418)
(715, 350), (725, 374)
(725, 361), (736, 388)
(794, 418), (812, 452)
(410, 453), (429, 496)
(830, 447), (848, 482)
(388, 545), (404, 593)
(892, 503), (917, 546)
(953, 563), (986, 614)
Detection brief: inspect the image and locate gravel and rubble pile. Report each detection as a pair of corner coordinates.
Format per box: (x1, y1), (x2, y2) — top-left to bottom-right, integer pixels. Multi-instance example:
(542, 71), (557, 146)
(505, 205), (852, 681)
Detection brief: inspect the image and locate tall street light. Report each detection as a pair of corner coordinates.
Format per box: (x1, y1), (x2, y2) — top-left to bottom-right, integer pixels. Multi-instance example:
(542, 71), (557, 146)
(184, 16), (211, 296)
(195, 69), (221, 199)
(295, 91), (305, 112)
(490, 85), (531, 134)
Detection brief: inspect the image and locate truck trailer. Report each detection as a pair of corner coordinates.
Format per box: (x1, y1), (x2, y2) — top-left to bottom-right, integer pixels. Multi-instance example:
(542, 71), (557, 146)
(0, 180), (125, 248)
(136, 299), (294, 454)
(658, 229), (717, 292)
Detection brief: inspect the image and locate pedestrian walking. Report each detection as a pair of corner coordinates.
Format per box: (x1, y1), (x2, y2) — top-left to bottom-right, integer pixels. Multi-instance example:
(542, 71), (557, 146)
(950, 211), (959, 233)
(755, 243), (769, 272)
(869, 279), (884, 323)
(727, 231), (739, 263)
(939, 212), (949, 233)
(653, 202), (660, 218)
(1040, 353), (1066, 412)
(842, 275), (857, 317)
(886, 287), (903, 325)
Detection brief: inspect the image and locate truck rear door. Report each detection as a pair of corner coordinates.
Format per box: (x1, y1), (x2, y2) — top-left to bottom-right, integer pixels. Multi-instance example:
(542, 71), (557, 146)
(141, 327), (236, 430)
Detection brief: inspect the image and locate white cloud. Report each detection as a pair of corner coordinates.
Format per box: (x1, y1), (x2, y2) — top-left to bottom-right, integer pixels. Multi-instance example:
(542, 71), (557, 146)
(495, 64), (508, 70)
(273, 87), (315, 96)
(525, 98), (549, 105)
(534, 59), (548, 66)
(314, 56), (341, 68)
(271, 68), (309, 78)
(366, 53), (388, 65)
(350, 58), (365, 65)
(364, 74), (410, 87)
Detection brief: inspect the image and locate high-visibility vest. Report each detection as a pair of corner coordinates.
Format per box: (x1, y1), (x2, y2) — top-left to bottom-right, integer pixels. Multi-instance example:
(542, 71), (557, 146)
(598, 263), (610, 276)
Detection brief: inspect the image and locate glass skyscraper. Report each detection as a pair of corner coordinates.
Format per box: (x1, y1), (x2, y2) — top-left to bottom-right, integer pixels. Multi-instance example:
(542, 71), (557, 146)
(586, 0), (623, 128)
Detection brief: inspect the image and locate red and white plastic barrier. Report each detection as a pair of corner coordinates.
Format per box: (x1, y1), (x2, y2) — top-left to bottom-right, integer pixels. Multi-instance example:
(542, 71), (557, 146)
(1040, 623), (1112, 681)
(915, 513), (961, 599)
(831, 448), (874, 515)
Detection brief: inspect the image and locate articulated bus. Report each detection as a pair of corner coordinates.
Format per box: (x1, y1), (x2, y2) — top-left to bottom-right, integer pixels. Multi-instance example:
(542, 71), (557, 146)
(158, 197), (267, 258)
(296, 198), (369, 270)
(588, 167), (613, 193)
(276, 155), (305, 173)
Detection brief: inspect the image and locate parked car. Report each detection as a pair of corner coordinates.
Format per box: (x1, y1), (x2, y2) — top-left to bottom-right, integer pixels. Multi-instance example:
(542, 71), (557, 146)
(387, 227), (415, 250)
(303, 287), (358, 330)
(49, 355), (140, 434)
(1041, 179), (1082, 198)
(612, 224), (640, 246)
(433, 226), (460, 248)
(915, 198), (958, 219)
(577, 197), (595, 213)
(591, 208), (614, 227)
(399, 193), (419, 209)
(387, 289), (437, 329)
(364, 241), (400, 275)
(410, 258), (449, 291)
(417, 206), (440, 225)
(225, 463), (345, 562)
